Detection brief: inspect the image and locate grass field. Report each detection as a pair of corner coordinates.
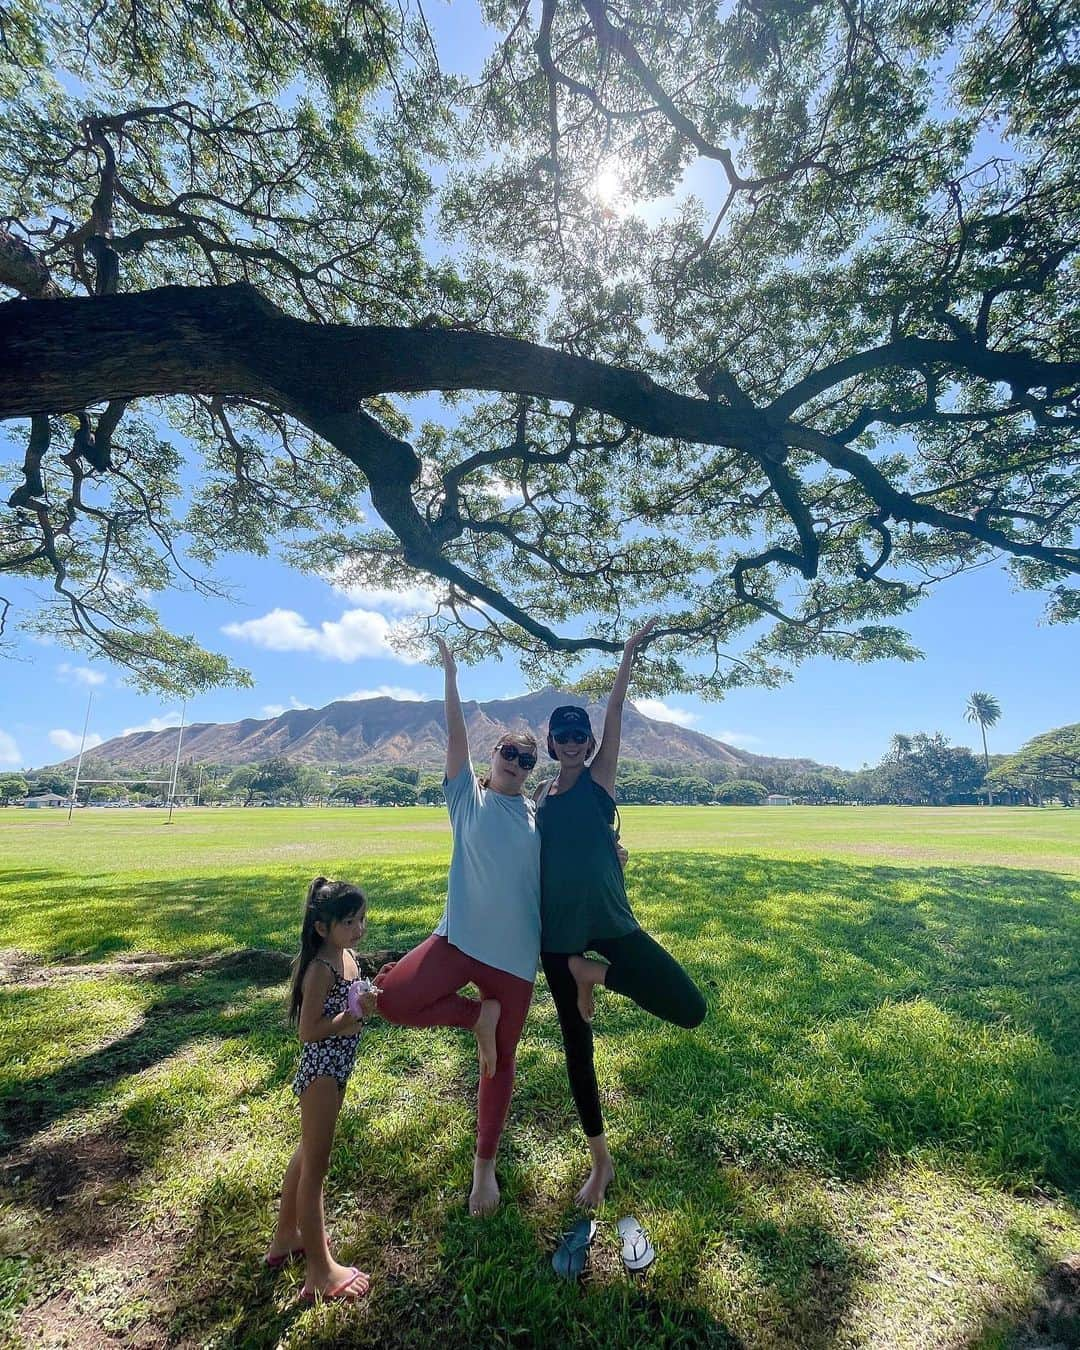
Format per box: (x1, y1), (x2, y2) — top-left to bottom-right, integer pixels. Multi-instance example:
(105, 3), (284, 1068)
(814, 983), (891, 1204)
(1, 806), (1078, 1347)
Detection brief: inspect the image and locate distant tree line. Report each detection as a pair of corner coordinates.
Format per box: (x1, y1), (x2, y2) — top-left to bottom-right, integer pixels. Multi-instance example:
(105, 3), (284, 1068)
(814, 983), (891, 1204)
(7, 722), (1077, 808)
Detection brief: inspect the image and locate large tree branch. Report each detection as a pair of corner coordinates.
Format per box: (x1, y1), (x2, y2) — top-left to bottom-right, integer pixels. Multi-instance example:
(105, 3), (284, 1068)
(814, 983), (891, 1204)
(0, 229), (62, 299)
(771, 335), (1080, 418)
(787, 423), (1080, 572)
(7, 287), (1077, 452)
(4, 282), (1078, 654)
(0, 283), (770, 450)
(301, 406), (622, 652)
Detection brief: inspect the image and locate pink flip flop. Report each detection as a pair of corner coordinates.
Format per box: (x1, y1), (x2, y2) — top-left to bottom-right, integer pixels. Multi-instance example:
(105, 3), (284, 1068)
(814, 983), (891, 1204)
(263, 1245), (305, 1269)
(299, 1267), (370, 1303)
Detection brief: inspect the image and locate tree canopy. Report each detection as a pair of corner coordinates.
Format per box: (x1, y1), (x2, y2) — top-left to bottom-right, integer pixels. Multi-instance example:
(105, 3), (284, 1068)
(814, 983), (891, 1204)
(870, 729), (985, 804)
(0, 775), (29, 804)
(987, 722), (1080, 802)
(2, 0), (1078, 697)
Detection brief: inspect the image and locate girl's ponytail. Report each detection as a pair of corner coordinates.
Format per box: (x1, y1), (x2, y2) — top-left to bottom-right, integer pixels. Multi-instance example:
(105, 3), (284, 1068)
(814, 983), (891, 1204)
(288, 876), (366, 1023)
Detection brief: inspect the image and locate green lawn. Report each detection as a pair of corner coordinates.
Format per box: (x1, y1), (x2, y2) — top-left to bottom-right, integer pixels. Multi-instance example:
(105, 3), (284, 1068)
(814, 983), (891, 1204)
(1, 807), (1078, 1347)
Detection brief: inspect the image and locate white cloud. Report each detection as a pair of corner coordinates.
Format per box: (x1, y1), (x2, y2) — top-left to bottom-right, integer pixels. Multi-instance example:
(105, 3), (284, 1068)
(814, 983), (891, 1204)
(341, 685), (426, 702)
(58, 663), (106, 687)
(488, 476), (525, 504)
(324, 567), (440, 615)
(222, 608), (319, 652)
(634, 698), (700, 728)
(121, 712), (183, 736)
(222, 607), (419, 664)
(261, 697), (312, 718)
(715, 728), (762, 748)
(49, 728), (104, 753)
(0, 731), (22, 766)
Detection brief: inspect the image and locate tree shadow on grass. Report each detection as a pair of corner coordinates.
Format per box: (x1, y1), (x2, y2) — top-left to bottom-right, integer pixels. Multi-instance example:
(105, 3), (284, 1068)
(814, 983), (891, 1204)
(145, 1141), (754, 1350)
(0, 957), (291, 1152)
(0, 869), (67, 886)
(6, 852), (1078, 1195)
(150, 1127), (868, 1348)
(0, 861), (445, 1154)
(959, 1245), (1080, 1348)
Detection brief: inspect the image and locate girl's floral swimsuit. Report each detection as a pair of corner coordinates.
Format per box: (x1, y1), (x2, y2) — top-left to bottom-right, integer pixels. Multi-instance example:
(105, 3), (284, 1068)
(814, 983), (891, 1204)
(292, 952), (363, 1097)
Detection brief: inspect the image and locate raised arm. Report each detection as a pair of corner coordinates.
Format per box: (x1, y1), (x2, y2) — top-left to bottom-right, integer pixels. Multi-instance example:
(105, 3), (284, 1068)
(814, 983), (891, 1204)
(438, 637), (470, 780)
(589, 618), (658, 797)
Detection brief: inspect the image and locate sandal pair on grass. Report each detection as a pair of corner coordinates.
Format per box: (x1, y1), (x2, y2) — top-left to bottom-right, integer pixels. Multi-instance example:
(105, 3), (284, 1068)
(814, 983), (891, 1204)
(551, 1216), (655, 1279)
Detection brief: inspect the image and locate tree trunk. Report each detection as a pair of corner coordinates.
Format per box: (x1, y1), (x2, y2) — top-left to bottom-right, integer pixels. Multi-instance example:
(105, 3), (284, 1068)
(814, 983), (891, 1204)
(980, 723), (994, 806)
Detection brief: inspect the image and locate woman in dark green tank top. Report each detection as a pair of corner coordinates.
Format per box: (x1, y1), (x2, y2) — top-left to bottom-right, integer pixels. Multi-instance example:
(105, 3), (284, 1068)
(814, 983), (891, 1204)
(537, 620), (707, 1209)
(538, 765), (637, 952)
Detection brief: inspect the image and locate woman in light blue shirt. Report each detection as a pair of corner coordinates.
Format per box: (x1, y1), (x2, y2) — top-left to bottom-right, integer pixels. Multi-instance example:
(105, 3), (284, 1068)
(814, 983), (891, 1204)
(377, 639), (540, 1216)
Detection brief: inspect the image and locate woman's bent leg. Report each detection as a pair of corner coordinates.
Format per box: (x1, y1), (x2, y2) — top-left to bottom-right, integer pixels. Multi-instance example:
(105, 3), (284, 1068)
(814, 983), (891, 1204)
(541, 952), (603, 1137)
(377, 934), (481, 1031)
(593, 929), (706, 1028)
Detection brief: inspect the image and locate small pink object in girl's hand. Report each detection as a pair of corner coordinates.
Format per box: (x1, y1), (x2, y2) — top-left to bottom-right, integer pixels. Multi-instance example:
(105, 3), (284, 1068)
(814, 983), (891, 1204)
(347, 977), (377, 1019)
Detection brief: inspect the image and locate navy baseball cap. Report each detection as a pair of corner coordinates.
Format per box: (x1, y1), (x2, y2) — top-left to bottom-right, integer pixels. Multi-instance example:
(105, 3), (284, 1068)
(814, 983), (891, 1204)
(548, 705), (592, 736)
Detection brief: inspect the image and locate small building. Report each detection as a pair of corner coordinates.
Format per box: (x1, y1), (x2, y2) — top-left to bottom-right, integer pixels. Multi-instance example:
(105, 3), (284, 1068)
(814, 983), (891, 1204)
(23, 792), (69, 808)
(766, 793), (794, 806)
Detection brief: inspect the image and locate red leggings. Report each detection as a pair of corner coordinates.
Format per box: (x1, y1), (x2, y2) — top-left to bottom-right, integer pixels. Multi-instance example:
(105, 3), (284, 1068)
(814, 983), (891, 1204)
(376, 935), (534, 1159)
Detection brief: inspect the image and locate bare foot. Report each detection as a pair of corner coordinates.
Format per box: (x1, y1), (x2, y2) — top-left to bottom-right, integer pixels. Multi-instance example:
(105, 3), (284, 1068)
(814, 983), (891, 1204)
(469, 1157), (500, 1217)
(568, 954), (601, 1023)
(303, 1262), (370, 1300)
(474, 998), (501, 1077)
(575, 1156), (615, 1209)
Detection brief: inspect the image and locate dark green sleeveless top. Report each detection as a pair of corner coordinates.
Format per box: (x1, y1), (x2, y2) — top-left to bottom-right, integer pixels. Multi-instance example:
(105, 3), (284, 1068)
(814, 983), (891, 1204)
(536, 767), (639, 953)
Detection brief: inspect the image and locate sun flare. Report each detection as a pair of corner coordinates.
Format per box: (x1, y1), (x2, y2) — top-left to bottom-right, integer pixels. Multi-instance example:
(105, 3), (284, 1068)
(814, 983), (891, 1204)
(592, 164), (626, 212)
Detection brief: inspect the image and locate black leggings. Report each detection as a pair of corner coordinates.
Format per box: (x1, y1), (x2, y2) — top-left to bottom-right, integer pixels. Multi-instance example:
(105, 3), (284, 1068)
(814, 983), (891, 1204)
(541, 929), (706, 1139)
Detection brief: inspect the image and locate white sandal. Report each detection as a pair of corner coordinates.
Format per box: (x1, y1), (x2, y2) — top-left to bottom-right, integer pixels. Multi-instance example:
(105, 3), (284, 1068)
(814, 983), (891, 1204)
(617, 1216), (656, 1272)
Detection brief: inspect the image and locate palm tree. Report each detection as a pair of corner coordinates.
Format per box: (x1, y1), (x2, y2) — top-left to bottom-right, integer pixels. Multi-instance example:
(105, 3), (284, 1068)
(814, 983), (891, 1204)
(965, 692), (1002, 804)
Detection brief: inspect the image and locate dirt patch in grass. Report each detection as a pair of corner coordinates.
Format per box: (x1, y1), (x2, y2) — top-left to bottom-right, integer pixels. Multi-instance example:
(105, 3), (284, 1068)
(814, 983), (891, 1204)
(6, 1121), (189, 1349)
(0, 947), (40, 982)
(4, 1123), (139, 1251)
(1011, 1254), (1080, 1349)
(17, 1224), (186, 1350)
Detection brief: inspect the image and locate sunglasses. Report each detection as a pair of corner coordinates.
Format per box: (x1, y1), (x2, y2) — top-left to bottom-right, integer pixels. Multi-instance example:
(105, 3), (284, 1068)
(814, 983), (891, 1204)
(552, 730), (590, 745)
(498, 743), (537, 771)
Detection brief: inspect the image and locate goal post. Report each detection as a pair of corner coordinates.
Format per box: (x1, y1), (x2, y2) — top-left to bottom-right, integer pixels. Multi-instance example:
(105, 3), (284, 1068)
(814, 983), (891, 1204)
(65, 692), (192, 817)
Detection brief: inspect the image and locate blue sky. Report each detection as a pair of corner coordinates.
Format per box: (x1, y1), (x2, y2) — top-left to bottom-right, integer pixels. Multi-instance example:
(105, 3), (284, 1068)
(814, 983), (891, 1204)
(2, 1), (1076, 774)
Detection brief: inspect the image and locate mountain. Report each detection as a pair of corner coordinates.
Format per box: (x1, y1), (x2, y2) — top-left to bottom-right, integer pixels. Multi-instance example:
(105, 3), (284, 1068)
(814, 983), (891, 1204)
(52, 688), (764, 771)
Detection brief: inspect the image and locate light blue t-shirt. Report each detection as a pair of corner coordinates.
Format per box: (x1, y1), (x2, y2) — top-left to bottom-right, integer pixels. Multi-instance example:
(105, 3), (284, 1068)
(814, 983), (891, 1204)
(434, 765), (541, 984)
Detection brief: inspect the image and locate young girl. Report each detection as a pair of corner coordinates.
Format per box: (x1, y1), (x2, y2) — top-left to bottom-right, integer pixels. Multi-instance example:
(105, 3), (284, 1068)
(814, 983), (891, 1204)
(537, 619), (707, 1207)
(265, 876), (378, 1302)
